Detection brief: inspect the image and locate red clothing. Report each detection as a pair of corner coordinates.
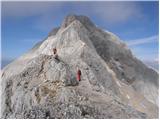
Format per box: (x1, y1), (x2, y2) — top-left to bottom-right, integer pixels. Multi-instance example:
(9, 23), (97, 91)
(77, 70), (81, 81)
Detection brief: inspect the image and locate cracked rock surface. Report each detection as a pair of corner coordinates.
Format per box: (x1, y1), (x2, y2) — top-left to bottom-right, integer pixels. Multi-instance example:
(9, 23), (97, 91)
(1, 15), (158, 119)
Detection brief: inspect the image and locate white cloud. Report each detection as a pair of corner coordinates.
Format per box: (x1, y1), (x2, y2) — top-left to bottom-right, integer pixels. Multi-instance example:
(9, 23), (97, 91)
(2, 2), (64, 17)
(1, 1), (146, 32)
(126, 35), (158, 46)
(2, 1), (143, 24)
(154, 58), (159, 62)
(66, 2), (143, 24)
(2, 1), (65, 32)
(88, 2), (143, 24)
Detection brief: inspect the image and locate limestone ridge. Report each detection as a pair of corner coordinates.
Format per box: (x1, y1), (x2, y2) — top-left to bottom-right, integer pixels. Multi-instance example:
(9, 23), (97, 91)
(61, 15), (95, 30)
(1, 14), (159, 119)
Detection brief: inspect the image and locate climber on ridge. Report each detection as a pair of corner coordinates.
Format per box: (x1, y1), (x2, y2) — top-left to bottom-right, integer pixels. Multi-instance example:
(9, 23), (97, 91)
(53, 48), (57, 54)
(53, 47), (59, 61)
(77, 68), (82, 81)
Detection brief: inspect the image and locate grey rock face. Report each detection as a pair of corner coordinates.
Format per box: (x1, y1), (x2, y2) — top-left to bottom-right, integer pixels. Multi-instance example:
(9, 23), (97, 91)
(61, 14), (95, 31)
(48, 27), (60, 37)
(1, 15), (158, 119)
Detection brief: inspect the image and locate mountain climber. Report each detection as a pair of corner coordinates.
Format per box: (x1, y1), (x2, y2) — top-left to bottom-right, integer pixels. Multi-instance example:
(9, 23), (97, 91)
(53, 48), (57, 55)
(53, 48), (59, 61)
(77, 69), (82, 81)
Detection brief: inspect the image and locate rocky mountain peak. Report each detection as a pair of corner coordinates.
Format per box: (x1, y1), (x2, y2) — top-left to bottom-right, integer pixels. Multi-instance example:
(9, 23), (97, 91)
(61, 14), (95, 29)
(1, 14), (158, 119)
(48, 14), (95, 37)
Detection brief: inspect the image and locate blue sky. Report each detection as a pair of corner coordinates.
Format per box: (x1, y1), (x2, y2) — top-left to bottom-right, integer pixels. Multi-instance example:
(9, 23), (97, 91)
(1, 1), (159, 68)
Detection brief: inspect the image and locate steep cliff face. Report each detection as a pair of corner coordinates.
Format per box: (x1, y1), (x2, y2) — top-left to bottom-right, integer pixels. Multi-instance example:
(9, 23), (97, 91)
(1, 15), (158, 119)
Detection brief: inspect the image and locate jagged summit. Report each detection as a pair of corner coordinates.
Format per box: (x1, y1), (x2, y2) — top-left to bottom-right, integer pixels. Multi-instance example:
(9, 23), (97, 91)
(61, 14), (95, 29)
(48, 15), (95, 38)
(1, 14), (158, 119)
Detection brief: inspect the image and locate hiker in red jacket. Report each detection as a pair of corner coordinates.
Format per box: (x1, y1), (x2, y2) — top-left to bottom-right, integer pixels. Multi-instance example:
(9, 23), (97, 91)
(77, 69), (82, 81)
